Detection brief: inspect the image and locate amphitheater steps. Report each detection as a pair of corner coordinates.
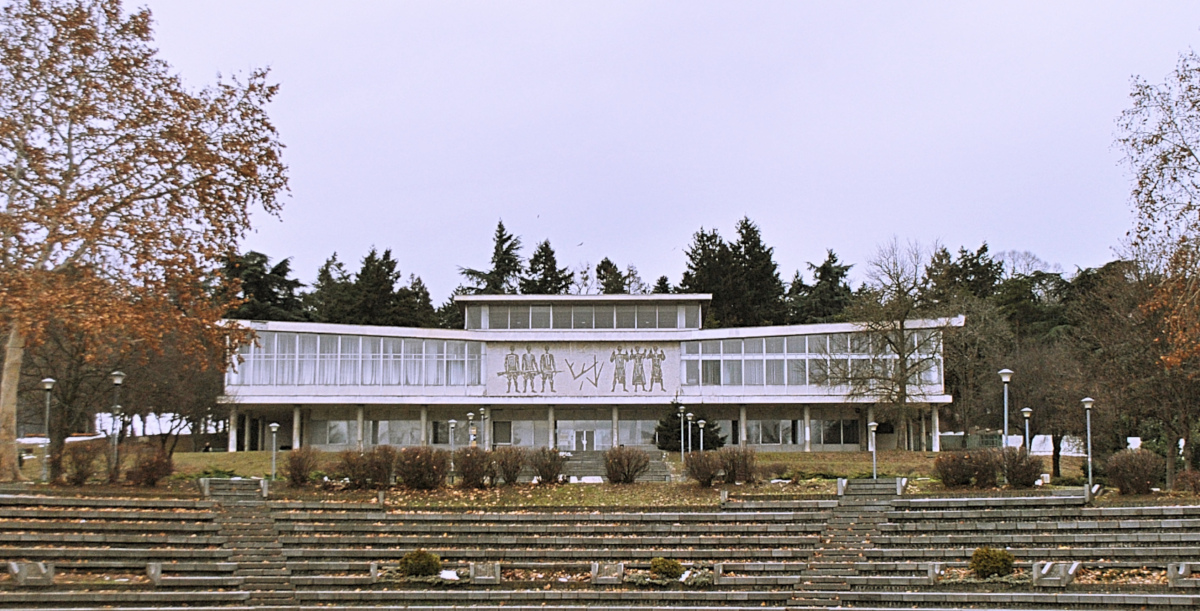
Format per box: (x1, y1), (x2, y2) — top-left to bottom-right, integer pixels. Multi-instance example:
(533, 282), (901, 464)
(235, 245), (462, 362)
(214, 484), (295, 606)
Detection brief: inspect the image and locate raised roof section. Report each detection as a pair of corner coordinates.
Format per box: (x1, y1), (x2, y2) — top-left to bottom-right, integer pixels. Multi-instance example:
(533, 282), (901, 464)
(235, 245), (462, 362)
(453, 294), (712, 330)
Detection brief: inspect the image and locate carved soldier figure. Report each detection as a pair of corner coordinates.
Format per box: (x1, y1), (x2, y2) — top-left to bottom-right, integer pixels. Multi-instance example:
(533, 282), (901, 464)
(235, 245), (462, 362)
(522, 346), (541, 393)
(539, 346), (557, 393)
(610, 347), (629, 392)
(630, 347), (648, 392)
(649, 347), (666, 391)
(501, 347), (521, 393)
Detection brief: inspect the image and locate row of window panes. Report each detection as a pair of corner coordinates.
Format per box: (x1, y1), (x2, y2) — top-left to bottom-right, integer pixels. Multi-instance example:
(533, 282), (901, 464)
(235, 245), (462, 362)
(230, 332), (483, 386)
(683, 357), (941, 386)
(469, 304), (701, 330)
(682, 332), (940, 357)
(720, 419), (860, 445)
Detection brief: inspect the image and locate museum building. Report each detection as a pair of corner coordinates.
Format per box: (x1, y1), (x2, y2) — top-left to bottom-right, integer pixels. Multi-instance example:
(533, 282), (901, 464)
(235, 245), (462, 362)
(221, 294), (957, 453)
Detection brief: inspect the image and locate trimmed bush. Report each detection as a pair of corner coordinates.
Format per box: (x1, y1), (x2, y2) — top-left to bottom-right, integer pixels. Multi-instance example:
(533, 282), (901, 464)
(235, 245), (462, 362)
(717, 446), (757, 484)
(1106, 449), (1164, 495)
(454, 447), (495, 488)
(125, 447), (173, 487)
(967, 449), (1001, 489)
(331, 448), (395, 490)
(492, 446), (526, 485)
(1173, 469), (1200, 493)
(395, 446), (449, 490)
(1000, 447), (1043, 489)
(969, 546), (1015, 578)
(934, 451), (973, 488)
(604, 446), (650, 484)
(283, 447), (322, 487)
(529, 447), (567, 484)
(650, 557), (684, 579)
(59, 439), (106, 486)
(398, 549), (442, 577)
(684, 451), (723, 487)
(758, 462), (789, 480)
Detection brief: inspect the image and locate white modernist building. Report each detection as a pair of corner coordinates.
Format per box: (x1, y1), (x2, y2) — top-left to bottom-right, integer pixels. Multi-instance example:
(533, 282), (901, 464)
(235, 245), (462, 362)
(221, 294), (957, 453)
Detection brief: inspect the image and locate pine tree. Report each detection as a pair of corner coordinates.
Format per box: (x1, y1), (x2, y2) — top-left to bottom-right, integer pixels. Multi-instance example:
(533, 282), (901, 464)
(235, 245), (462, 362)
(520, 240), (574, 294)
(223, 251), (306, 321)
(787, 250), (854, 324)
(730, 217), (786, 326)
(652, 276), (673, 294)
(678, 228), (735, 326)
(653, 406), (727, 452)
(352, 248), (402, 326)
(305, 253), (356, 323)
(921, 243), (1004, 307)
(461, 220), (523, 294)
(596, 258), (626, 294)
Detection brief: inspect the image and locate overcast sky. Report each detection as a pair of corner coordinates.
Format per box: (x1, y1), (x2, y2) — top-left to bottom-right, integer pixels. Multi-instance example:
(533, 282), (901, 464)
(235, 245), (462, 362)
(143, 1), (1200, 301)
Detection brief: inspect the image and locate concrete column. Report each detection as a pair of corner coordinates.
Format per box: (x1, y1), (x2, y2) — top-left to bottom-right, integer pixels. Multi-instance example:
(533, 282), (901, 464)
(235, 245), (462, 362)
(931, 405), (941, 452)
(739, 404), (747, 446)
(356, 405), (365, 452)
(920, 415), (927, 452)
(612, 406), (619, 448)
(228, 406), (238, 452)
(257, 418), (265, 452)
(803, 405), (812, 452)
(420, 406), (428, 445)
(548, 405), (556, 449)
(292, 406), (302, 449)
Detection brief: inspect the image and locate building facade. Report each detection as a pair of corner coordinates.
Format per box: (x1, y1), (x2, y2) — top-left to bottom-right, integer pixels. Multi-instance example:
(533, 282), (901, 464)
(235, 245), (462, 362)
(221, 294), (957, 453)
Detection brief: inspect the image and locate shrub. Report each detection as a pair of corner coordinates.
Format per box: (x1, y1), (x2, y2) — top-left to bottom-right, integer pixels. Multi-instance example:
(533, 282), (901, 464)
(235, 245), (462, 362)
(934, 451), (973, 488)
(604, 446), (650, 484)
(398, 549), (442, 577)
(1106, 449), (1164, 495)
(684, 451), (723, 487)
(331, 449), (394, 490)
(492, 446), (526, 485)
(283, 447), (322, 488)
(529, 447), (567, 484)
(969, 546), (1015, 579)
(967, 449), (1001, 489)
(649, 557), (684, 579)
(395, 446), (449, 490)
(59, 440), (106, 486)
(1000, 448), (1044, 489)
(125, 447), (173, 487)
(1173, 469), (1200, 493)
(365, 445), (398, 485)
(717, 446), (757, 484)
(758, 462), (789, 480)
(454, 447), (495, 488)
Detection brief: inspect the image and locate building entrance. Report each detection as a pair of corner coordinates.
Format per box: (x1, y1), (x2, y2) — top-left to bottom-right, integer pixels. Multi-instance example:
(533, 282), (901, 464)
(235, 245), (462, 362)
(557, 420), (612, 452)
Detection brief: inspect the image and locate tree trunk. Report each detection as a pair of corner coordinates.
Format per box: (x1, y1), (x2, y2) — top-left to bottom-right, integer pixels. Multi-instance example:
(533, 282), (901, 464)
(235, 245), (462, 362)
(1167, 434), (1179, 491)
(0, 325), (26, 481)
(1051, 434), (1063, 478)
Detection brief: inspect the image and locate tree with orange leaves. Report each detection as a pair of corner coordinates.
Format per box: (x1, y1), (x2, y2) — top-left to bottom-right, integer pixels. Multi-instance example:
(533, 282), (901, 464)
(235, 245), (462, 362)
(0, 0), (287, 480)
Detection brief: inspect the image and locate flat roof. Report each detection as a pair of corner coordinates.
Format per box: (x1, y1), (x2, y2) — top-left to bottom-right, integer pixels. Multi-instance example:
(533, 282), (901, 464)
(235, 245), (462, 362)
(454, 294), (712, 304)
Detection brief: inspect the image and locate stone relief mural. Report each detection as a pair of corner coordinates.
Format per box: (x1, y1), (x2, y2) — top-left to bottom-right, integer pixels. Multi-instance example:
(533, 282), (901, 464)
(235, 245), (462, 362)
(489, 343), (677, 397)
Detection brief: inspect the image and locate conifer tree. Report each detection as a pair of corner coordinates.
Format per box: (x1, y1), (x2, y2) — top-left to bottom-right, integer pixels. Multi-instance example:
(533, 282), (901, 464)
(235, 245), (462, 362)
(596, 258), (627, 294)
(787, 250), (854, 324)
(223, 252), (306, 321)
(461, 221), (523, 294)
(520, 240), (574, 294)
(304, 254), (356, 323)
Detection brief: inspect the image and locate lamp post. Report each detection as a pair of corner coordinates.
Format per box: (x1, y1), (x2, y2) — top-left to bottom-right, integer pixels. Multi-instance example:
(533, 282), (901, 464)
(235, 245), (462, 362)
(40, 378), (55, 483)
(1021, 407), (1032, 451)
(1082, 398), (1094, 498)
(868, 422), (879, 480)
(448, 419), (458, 484)
(678, 405), (686, 461)
(698, 420), (706, 453)
(467, 412), (476, 448)
(686, 412), (694, 453)
(269, 423), (280, 480)
(998, 369), (1013, 448)
(109, 371), (125, 482)
(479, 407), (488, 450)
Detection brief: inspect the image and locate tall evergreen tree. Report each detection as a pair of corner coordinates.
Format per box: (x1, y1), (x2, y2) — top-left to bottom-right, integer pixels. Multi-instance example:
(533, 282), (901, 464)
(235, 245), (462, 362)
(461, 220), (523, 294)
(520, 240), (574, 294)
(921, 243), (1004, 307)
(652, 276), (673, 294)
(305, 253), (356, 323)
(596, 258), (626, 294)
(678, 228), (735, 326)
(730, 217), (786, 326)
(352, 248), (403, 326)
(786, 250), (854, 324)
(223, 251), (306, 321)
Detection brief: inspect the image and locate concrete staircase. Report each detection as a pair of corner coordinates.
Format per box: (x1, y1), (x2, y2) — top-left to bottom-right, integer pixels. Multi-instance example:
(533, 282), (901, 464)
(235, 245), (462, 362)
(210, 480), (295, 606)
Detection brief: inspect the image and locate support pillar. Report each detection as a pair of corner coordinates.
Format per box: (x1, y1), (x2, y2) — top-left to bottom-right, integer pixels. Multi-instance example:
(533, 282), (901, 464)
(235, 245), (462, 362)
(356, 405), (365, 452)
(257, 418), (265, 452)
(803, 406), (811, 452)
(931, 405), (941, 452)
(612, 406), (619, 448)
(228, 406), (238, 453)
(739, 404), (747, 446)
(548, 406), (556, 449)
(920, 415), (927, 452)
(292, 406), (302, 449)
(420, 406), (428, 445)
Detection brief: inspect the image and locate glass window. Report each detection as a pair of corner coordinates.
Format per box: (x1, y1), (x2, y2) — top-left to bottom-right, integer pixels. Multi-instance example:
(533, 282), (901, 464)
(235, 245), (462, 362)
(298, 334), (319, 385)
(594, 306), (615, 329)
(658, 306), (678, 328)
(683, 341), (700, 355)
(722, 339), (742, 354)
(787, 359), (807, 385)
(850, 333), (870, 354)
(807, 334), (827, 354)
(765, 359), (786, 385)
(424, 340), (445, 385)
(786, 336), (806, 354)
(851, 358), (872, 380)
(829, 358), (850, 384)
(530, 306), (551, 329)
(761, 420), (781, 444)
(493, 421), (513, 445)
(829, 333), (849, 353)
(403, 339), (423, 385)
(318, 335), (339, 385)
(809, 359), (829, 385)
(360, 336), (380, 385)
(765, 337), (785, 354)
(810, 421), (822, 445)
(328, 421), (349, 445)
(722, 360), (742, 385)
(572, 306), (593, 329)
(490, 306), (509, 329)
(744, 359), (764, 385)
(616, 306), (636, 328)
(823, 420), (842, 445)
(747, 420), (762, 444)
(510, 306), (530, 329)
(701, 340), (721, 355)
(701, 360), (721, 386)
(636, 306), (656, 329)
(275, 333), (297, 386)
(338, 336), (360, 385)
(842, 420), (860, 445)
(744, 338), (763, 354)
(466, 306), (482, 330)
(684, 305), (700, 328)
(432, 421), (449, 444)
(552, 307), (572, 329)
(684, 360), (700, 386)
(446, 341), (467, 386)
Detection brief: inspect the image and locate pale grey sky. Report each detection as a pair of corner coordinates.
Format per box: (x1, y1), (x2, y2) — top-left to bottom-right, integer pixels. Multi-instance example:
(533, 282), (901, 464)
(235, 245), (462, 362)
(143, 1), (1200, 300)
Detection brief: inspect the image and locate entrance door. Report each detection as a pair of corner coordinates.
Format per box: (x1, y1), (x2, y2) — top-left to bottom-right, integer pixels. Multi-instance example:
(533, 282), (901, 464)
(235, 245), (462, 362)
(575, 430), (595, 452)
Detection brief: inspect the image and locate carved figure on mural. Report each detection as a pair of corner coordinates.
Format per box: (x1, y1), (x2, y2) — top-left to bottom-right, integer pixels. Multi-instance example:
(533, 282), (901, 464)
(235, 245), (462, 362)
(630, 347), (648, 392)
(610, 346), (629, 392)
(521, 346), (541, 393)
(649, 347), (667, 391)
(501, 346), (522, 392)
(539, 346), (558, 393)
